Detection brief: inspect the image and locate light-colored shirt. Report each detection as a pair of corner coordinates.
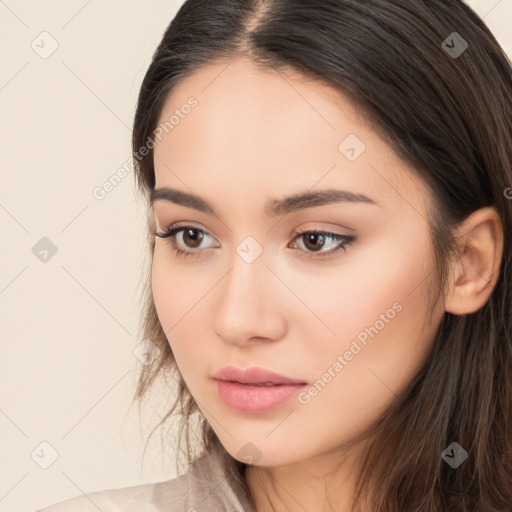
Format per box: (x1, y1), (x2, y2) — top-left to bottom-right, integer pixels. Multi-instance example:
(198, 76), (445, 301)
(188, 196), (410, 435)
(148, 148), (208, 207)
(33, 443), (256, 512)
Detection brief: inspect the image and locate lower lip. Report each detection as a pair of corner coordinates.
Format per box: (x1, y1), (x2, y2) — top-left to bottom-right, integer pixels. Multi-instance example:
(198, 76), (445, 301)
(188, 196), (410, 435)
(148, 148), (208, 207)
(214, 379), (307, 414)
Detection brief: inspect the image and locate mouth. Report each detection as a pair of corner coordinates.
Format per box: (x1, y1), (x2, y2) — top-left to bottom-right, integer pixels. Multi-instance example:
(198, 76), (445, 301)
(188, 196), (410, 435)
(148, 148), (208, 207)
(213, 380), (307, 413)
(225, 381), (289, 386)
(212, 366), (308, 414)
(211, 365), (308, 386)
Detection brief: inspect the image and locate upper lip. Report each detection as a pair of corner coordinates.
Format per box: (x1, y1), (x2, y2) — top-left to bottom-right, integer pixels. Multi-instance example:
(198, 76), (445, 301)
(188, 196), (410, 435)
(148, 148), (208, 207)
(212, 365), (307, 385)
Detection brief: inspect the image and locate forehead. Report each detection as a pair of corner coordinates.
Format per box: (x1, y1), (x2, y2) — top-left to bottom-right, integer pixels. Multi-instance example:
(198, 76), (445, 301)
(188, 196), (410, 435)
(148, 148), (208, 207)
(152, 58), (431, 220)
(155, 58), (364, 166)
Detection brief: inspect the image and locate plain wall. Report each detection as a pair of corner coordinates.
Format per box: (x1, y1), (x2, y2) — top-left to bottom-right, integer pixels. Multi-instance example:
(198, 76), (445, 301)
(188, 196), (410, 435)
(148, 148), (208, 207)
(0, 1), (511, 511)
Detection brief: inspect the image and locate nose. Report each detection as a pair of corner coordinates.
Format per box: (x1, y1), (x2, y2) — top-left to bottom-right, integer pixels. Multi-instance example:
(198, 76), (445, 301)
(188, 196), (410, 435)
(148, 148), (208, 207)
(211, 250), (287, 347)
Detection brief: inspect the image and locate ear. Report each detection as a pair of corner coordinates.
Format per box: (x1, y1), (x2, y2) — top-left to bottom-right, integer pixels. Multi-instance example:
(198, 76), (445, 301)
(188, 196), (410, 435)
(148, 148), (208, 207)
(444, 206), (504, 315)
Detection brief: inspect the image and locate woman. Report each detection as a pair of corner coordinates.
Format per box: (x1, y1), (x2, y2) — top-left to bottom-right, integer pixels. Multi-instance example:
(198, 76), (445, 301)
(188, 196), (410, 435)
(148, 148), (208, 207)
(36, 0), (512, 510)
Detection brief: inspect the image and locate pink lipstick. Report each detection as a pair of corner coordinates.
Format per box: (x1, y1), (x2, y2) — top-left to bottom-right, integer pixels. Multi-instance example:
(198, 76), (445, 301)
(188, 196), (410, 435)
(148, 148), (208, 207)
(212, 365), (308, 414)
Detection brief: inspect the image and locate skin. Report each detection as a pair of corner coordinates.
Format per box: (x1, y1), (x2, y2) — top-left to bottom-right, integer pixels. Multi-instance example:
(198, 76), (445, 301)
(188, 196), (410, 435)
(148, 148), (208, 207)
(150, 58), (503, 511)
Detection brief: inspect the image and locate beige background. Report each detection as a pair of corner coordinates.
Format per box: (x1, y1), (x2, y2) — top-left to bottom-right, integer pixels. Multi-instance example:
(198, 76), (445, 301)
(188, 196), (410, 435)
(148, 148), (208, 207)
(1, 1), (511, 511)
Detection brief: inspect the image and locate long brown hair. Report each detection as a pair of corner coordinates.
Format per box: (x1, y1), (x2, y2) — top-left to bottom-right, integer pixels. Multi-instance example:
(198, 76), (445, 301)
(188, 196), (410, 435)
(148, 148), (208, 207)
(129, 1), (512, 510)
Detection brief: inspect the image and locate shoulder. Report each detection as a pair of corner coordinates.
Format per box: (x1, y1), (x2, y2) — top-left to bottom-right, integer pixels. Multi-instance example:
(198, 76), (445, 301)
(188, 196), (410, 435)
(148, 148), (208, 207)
(33, 445), (254, 512)
(33, 473), (191, 512)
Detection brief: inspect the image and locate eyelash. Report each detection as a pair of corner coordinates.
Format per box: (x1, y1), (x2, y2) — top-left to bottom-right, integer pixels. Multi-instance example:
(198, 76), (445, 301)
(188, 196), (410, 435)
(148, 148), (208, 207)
(154, 224), (356, 260)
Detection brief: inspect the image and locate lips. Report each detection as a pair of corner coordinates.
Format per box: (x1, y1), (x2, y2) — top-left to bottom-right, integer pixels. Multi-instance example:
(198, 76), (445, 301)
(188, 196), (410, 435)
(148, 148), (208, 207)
(211, 365), (308, 413)
(211, 365), (308, 385)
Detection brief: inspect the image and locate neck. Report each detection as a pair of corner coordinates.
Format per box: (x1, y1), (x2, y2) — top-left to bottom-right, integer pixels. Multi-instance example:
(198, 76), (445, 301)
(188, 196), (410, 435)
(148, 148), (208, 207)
(244, 444), (365, 512)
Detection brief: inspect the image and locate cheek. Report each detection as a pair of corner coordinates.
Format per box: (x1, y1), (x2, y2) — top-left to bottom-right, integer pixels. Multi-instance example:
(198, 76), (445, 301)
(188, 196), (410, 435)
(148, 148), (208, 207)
(151, 246), (174, 330)
(287, 233), (433, 344)
(282, 243), (438, 450)
(151, 245), (212, 374)
(151, 244), (201, 332)
(293, 229), (437, 396)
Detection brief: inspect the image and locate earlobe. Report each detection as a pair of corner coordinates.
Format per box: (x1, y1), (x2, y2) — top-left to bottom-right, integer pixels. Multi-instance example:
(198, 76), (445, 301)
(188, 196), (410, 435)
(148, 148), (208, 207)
(444, 207), (503, 315)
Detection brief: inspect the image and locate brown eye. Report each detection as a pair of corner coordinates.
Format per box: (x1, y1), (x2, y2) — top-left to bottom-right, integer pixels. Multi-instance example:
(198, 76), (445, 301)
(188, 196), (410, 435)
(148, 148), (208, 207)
(154, 225), (217, 258)
(181, 228), (205, 249)
(301, 232), (327, 252)
(291, 229), (357, 258)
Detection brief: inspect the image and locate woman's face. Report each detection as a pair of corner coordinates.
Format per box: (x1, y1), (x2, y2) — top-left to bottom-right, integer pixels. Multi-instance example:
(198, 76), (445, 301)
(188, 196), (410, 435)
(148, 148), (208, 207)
(151, 57), (446, 467)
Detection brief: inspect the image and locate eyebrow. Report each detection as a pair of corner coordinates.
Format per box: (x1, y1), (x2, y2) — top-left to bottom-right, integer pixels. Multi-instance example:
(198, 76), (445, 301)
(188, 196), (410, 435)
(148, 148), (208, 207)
(149, 186), (381, 217)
